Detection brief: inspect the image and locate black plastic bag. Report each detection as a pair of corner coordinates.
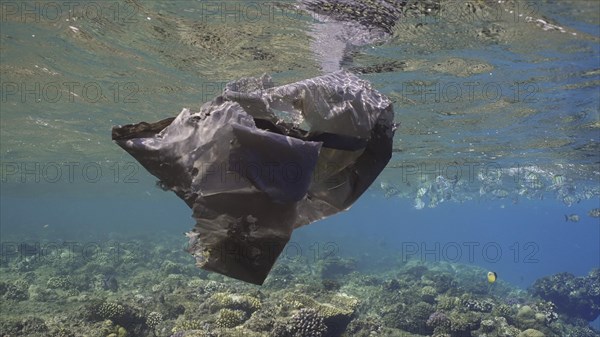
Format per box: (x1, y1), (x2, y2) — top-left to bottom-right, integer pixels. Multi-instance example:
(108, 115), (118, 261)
(112, 70), (395, 284)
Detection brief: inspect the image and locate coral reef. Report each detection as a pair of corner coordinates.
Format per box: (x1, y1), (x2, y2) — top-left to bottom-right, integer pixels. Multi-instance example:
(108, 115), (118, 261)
(426, 311), (451, 336)
(517, 328), (545, 337)
(46, 276), (72, 290)
(215, 309), (247, 329)
(448, 310), (481, 335)
(209, 292), (262, 313)
(280, 291), (358, 336)
(1, 235), (599, 337)
(146, 311), (163, 330)
(289, 308), (327, 337)
(97, 301), (127, 321)
(530, 269), (600, 321)
(2, 279), (29, 301)
(383, 300), (434, 334)
(420, 285), (438, 303)
(461, 295), (494, 313)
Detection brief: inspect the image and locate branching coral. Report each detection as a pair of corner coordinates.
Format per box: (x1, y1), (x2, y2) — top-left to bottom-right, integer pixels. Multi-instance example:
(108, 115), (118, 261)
(290, 308), (328, 337)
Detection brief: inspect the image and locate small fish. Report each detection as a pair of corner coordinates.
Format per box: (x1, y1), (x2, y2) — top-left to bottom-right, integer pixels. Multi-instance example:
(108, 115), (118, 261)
(552, 175), (565, 186)
(492, 189), (509, 198)
(588, 208), (600, 218)
(565, 214), (580, 222)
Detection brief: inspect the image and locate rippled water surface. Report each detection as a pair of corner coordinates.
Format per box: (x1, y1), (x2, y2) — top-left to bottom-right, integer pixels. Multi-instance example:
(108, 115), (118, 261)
(1, 0), (598, 202)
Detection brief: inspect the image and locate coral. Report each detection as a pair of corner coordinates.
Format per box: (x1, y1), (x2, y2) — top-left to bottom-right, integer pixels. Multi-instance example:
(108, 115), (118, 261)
(517, 328), (545, 337)
(426, 311), (450, 335)
(5, 231), (600, 337)
(266, 264), (296, 288)
(516, 305), (537, 328)
(97, 301), (127, 321)
(460, 295), (494, 312)
(106, 326), (128, 337)
(479, 319), (495, 332)
(161, 301), (185, 319)
(448, 311), (481, 335)
(515, 302), (558, 334)
(3, 279), (29, 301)
(0, 316), (49, 335)
(530, 269), (600, 321)
(210, 292), (261, 313)
(420, 285), (438, 303)
(330, 292), (359, 312)
(203, 281), (226, 293)
(99, 319), (116, 335)
(532, 301), (558, 324)
(384, 301), (434, 334)
(564, 325), (600, 337)
(321, 279), (341, 291)
(0, 281), (7, 295)
(344, 316), (383, 337)
(89, 300), (145, 332)
(502, 325), (522, 337)
(171, 318), (205, 333)
(52, 327), (75, 337)
(47, 276), (72, 290)
(161, 260), (187, 275)
(436, 295), (459, 311)
(215, 308), (247, 329)
(479, 316), (522, 337)
(282, 292), (357, 335)
(159, 274), (186, 292)
(146, 311), (163, 329)
(492, 303), (516, 322)
(243, 305), (276, 332)
(271, 321), (293, 337)
(186, 278), (205, 289)
(427, 273), (455, 293)
(317, 300), (356, 335)
(290, 308), (327, 337)
(427, 311), (450, 326)
(505, 297), (522, 306)
(384, 278), (401, 291)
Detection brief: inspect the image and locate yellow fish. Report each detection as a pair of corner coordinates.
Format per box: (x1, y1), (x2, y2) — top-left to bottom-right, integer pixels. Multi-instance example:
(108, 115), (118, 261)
(487, 271), (497, 283)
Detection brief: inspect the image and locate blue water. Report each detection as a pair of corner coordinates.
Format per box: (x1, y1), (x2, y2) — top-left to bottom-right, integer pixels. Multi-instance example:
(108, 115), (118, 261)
(3, 188), (598, 287)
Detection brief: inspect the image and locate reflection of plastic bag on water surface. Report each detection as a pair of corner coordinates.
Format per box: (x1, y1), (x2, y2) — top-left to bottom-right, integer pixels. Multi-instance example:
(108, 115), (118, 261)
(112, 70), (396, 285)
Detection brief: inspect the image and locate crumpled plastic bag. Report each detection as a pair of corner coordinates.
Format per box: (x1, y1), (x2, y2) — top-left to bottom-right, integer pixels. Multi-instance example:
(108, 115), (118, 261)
(112, 70), (395, 285)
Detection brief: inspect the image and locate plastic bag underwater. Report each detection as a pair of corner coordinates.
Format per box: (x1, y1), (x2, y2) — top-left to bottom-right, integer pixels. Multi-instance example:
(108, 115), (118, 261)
(112, 70), (395, 285)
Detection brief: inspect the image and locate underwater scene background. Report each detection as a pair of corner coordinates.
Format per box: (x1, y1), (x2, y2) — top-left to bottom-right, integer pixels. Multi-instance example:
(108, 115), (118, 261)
(0, 0), (599, 336)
